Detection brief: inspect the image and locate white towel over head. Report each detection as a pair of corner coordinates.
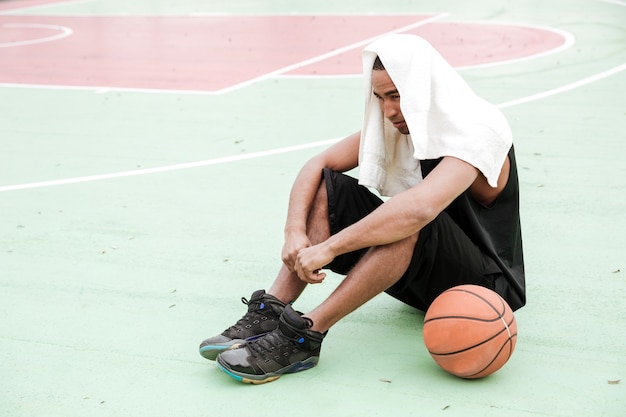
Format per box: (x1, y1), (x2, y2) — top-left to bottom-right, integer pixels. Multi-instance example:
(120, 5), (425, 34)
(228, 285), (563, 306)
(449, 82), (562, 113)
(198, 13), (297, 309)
(358, 34), (512, 196)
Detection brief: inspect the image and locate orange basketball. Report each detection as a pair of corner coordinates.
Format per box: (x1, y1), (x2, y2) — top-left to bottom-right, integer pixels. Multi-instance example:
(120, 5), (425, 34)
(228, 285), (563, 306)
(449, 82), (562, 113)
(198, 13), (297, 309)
(423, 284), (517, 379)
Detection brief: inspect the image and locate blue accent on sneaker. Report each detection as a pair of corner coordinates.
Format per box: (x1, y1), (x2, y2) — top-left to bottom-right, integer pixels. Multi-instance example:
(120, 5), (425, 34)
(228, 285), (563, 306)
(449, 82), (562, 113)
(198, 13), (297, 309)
(199, 344), (227, 355)
(198, 290), (286, 361)
(245, 333), (267, 342)
(217, 362), (243, 382)
(198, 343), (234, 361)
(217, 355), (318, 384)
(215, 305), (325, 384)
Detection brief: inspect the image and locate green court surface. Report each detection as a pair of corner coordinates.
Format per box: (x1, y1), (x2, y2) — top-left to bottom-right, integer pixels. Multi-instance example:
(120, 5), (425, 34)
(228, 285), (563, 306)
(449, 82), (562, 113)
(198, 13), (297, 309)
(1, 0), (625, 416)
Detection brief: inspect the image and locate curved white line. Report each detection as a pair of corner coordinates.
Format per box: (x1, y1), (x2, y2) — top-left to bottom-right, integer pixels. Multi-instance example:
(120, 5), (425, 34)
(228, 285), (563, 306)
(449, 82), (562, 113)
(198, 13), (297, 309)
(282, 20), (576, 75)
(0, 67), (624, 193)
(496, 63), (626, 108)
(0, 23), (73, 48)
(0, 18), (577, 92)
(452, 21), (576, 70)
(598, 0), (626, 6)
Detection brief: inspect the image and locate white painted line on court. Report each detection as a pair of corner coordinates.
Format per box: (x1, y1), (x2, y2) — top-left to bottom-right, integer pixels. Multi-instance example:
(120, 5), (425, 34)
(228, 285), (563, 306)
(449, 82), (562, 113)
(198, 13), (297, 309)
(0, 16), (579, 95)
(453, 21), (575, 71)
(1, 63), (624, 193)
(496, 63), (626, 108)
(0, 23), (73, 48)
(213, 13), (450, 94)
(0, 14), (449, 95)
(282, 21), (576, 78)
(0, 139), (341, 192)
(0, 82), (222, 96)
(598, 0), (626, 6)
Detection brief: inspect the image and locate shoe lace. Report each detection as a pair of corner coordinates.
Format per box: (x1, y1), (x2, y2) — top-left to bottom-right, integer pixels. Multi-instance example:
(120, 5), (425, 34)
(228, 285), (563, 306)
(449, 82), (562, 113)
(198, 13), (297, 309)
(223, 296), (266, 334)
(246, 316), (314, 357)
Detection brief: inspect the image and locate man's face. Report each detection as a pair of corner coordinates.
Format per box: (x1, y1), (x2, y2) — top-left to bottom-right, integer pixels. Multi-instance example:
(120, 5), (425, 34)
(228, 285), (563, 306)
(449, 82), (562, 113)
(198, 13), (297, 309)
(372, 70), (409, 134)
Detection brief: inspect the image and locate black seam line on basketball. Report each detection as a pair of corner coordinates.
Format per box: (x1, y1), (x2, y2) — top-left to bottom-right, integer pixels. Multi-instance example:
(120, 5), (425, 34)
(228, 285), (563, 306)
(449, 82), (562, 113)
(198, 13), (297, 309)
(424, 315), (502, 324)
(466, 338), (515, 378)
(446, 288), (506, 317)
(430, 334), (517, 358)
(428, 326), (514, 356)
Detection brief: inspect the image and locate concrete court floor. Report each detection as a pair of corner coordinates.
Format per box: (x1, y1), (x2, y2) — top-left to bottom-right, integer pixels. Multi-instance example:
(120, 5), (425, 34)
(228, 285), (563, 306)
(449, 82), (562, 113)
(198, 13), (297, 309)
(1, 0), (625, 416)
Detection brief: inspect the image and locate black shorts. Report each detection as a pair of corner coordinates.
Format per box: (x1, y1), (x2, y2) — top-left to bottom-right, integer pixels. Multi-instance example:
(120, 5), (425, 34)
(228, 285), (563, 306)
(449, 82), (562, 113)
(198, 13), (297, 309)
(323, 168), (499, 311)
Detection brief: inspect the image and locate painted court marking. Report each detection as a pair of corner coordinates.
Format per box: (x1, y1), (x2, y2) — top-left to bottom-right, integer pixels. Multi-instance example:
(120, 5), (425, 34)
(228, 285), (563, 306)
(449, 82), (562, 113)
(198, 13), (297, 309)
(1, 9), (622, 193)
(497, 63), (626, 109)
(0, 23), (73, 48)
(0, 139), (341, 192)
(214, 13), (449, 94)
(0, 14), (570, 93)
(1, 63), (624, 193)
(0, 14), (446, 92)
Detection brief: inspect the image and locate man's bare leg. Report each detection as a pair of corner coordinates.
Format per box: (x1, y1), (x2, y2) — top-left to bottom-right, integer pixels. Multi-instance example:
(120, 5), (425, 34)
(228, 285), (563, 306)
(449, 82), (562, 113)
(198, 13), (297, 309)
(269, 176), (418, 333)
(305, 233), (418, 333)
(215, 177), (417, 382)
(200, 179), (334, 361)
(268, 178), (331, 303)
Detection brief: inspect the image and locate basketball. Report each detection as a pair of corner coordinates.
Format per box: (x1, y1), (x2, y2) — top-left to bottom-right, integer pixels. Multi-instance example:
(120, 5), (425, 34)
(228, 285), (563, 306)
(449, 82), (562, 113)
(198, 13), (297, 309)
(423, 284), (517, 379)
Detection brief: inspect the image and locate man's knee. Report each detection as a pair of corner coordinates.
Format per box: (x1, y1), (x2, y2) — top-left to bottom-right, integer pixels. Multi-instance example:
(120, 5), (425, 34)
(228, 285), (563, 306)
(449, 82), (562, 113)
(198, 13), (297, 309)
(365, 233), (419, 276)
(306, 178), (331, 243)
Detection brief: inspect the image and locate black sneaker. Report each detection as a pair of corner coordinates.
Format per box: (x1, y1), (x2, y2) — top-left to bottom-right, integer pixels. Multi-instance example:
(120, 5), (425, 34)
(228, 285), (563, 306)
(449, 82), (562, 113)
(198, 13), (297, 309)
(198, 290), (285, 360)
(216, 304), (325, 384)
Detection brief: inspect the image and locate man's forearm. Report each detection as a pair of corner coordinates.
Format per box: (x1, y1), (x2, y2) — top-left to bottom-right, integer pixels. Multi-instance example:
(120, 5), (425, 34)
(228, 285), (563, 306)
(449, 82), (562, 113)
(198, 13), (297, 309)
(283, 158), (325, 235)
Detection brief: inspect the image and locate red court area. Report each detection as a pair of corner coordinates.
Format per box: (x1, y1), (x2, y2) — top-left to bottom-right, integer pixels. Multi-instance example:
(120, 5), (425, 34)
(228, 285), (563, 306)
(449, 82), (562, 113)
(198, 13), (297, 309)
(0, 15), (568, 93)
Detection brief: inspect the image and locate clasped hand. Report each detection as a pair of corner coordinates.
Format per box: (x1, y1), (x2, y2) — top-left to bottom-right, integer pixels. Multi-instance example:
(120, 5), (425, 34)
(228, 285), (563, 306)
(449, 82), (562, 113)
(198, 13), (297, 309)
(282, 233), (334, 284)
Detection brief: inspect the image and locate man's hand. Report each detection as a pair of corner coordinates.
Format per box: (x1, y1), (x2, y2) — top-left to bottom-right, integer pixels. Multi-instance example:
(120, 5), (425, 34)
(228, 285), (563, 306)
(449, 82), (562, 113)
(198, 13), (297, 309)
(294, 243), (334, 284)
(281, 231), (312, 272)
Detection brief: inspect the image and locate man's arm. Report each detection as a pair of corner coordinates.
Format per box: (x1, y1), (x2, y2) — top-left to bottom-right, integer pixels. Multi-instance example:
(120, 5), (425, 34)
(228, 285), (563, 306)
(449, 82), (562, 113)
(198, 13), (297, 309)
(294, 156), (482, 282)
(469, 156), (510, 207)
(281, 131), (360, 271)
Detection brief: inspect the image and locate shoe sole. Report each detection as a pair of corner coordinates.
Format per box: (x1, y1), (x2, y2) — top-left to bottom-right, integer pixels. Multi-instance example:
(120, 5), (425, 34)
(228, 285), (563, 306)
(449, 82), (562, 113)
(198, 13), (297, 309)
(199, 345), (230, 361)
(199, 340), (247, 361)
(199, 333), (269, 361)
(216, 356), (319, 384)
